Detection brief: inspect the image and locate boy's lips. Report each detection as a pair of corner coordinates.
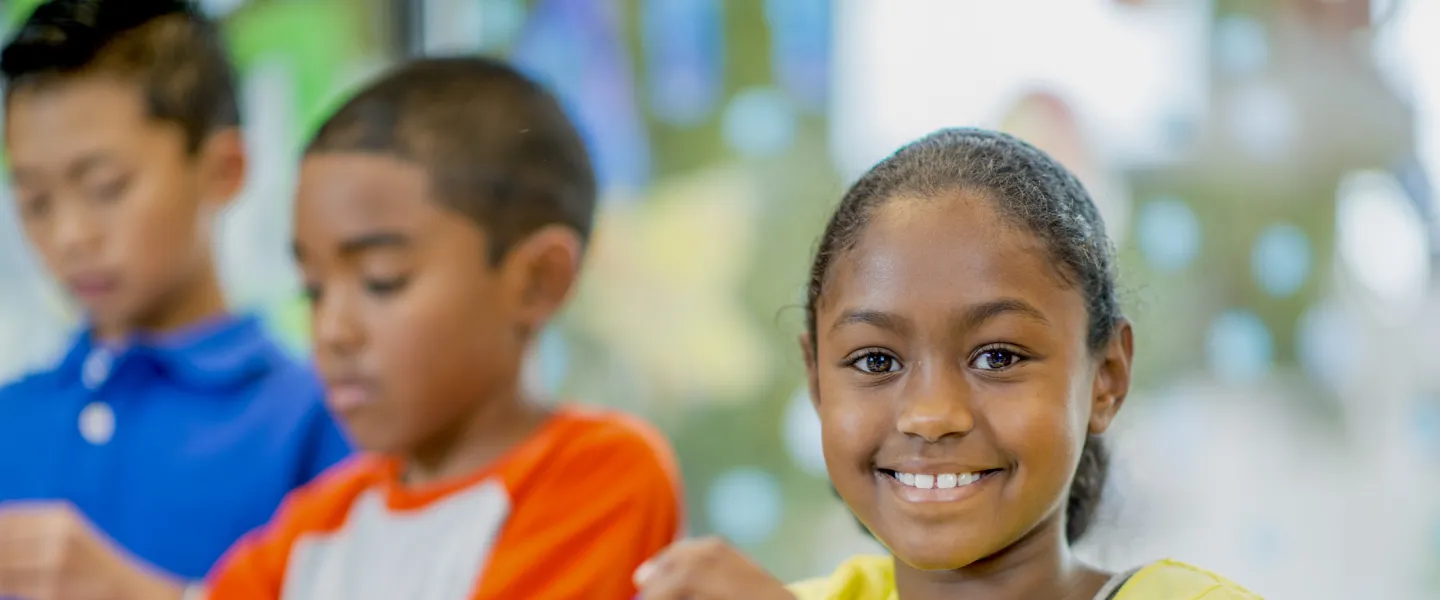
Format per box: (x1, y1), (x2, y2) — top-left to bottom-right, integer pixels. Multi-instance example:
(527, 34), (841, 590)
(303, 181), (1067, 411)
(326, 377), (377, 412)
(66, 272), (121, 302)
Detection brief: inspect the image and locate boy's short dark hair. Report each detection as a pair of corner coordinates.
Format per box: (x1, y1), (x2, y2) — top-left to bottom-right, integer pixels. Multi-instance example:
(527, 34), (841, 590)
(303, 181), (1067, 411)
(306, 57), (596, 262)
(0, 0), (240, 153)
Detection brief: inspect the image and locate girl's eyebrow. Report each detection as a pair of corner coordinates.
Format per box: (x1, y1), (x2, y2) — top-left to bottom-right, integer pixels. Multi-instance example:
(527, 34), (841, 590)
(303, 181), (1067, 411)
(831, 308), (912, 336)
(955, 298), (1050, 330)
(830, 298), (1049, 336)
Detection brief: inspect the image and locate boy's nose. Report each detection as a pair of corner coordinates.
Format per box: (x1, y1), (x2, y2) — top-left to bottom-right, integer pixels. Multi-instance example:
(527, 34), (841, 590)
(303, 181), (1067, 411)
(312, 291), (366, 355)
(50, 205), (103, 261)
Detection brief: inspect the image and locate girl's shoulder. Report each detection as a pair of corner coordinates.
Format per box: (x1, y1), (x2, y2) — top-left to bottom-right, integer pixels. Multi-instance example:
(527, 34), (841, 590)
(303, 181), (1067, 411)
(1112, 559), (1262, 600)
(787, 555), (895, 600)
(786, 556), (1261, 600)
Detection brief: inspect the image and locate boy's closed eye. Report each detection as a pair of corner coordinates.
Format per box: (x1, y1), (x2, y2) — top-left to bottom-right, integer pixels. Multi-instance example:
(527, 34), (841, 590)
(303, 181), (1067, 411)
(362, 273), (411, 296)
(297, 232), (416, 302)
(64, 152), (133, 203)
(353, 248), (416, 299)
(86, 175), (133, 203)
(301, 272), (412, 304)
(17, 193), (53, 220)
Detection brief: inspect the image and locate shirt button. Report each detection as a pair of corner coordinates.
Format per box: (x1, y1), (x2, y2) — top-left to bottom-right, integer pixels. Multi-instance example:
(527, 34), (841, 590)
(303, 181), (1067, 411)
(79, 402), (116, 446)
(81, 349), (113, 390)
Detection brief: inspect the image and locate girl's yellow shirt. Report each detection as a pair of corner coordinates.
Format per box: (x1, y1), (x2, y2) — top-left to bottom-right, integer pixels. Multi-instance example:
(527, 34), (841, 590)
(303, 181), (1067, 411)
(788, 555), (1262, 600)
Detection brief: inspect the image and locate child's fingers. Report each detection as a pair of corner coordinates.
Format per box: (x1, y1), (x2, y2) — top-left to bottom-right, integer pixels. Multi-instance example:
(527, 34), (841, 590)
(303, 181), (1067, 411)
(633, 572), (689, 600)
(634, 558), (703, 600)
(632, 545), (676, 588)
(635, 537), (785, 600)
(634, 540), (714, 599)
(632, 560), (657, 589)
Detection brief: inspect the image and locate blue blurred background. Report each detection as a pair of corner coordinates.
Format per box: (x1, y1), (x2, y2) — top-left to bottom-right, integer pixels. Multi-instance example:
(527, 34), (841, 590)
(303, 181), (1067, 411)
(2, 0), (1438, 597)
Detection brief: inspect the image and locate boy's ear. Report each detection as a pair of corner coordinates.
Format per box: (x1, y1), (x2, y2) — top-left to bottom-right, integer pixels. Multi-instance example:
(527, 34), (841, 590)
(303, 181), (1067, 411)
(196, 127), (247, 210)
(1088, 319), (1134, 436)
(799, 333), (820, 409)
(501, 225), (583, 332)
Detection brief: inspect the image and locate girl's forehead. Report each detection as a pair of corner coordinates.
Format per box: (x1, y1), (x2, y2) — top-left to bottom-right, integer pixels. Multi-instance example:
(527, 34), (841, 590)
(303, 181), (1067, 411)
(866, 191), (1013, 242)
(818, 194), (1085, 326)
(845, 194), (1048, 278)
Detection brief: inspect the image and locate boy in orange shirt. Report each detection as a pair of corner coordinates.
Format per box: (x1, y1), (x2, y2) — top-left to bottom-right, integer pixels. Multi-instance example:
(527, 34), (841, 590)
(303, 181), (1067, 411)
(201, 57), (683, 600)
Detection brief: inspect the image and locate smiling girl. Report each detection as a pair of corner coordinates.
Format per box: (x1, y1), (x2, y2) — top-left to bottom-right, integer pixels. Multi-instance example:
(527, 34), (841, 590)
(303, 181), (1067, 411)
(634, 128), (1260, 600)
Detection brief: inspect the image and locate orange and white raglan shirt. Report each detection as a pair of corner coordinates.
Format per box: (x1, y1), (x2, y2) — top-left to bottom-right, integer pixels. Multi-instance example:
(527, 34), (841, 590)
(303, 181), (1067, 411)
(205, 407), (683, 600)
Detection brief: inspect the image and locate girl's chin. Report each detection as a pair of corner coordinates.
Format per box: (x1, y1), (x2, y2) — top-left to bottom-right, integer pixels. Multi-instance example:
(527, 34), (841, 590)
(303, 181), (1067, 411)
(887, 541), (994, 573)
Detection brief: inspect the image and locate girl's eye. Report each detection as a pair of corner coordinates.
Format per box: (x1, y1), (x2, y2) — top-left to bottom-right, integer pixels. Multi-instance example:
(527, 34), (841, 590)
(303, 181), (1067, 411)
(971, 348), (1023, 371)
(850, 351), (903, 374)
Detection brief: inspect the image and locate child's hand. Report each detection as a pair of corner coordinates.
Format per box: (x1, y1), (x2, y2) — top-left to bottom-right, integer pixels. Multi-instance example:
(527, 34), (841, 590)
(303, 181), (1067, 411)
(633, 537), (794, 600)
(0, 502), (184, 600)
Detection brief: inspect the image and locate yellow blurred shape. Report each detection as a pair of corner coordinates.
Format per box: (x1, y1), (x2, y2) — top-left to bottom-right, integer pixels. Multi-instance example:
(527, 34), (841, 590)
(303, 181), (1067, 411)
(572, 166), (773, 406)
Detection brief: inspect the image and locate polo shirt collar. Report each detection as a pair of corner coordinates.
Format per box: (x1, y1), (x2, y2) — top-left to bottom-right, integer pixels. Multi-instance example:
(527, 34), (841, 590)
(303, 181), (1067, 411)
(55, 313), (280, 393)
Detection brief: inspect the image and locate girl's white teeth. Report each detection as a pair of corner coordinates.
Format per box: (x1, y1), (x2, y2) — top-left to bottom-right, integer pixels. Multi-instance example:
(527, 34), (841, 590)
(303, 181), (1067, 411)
(893, 471), (982, 489)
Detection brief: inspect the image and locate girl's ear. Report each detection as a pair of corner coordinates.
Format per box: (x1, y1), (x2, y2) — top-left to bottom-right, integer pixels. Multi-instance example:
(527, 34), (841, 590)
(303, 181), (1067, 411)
(799, 333), (820, 409)
(1089, 319), (1133, 435)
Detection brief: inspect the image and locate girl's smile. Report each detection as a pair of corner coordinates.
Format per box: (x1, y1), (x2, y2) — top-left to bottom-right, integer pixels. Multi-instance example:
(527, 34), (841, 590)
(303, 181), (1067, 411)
(877, 466), (1004, 505)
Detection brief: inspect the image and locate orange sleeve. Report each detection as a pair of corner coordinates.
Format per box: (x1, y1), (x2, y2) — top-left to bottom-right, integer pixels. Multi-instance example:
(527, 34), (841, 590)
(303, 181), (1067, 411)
(471, 416), (684, 600)
(203, 497), (301, 599)
(204, 460), (370, 600)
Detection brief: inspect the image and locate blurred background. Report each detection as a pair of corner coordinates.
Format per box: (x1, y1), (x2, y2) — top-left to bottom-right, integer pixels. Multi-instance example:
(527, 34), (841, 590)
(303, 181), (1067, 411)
(2, 0), (1438, 597)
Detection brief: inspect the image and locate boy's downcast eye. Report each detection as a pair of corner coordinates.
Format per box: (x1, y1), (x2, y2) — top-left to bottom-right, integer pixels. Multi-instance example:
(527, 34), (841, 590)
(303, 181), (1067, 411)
(89, 176), (131, 203)
(19, 195), (52, 220)
(364, 277), (410, 296)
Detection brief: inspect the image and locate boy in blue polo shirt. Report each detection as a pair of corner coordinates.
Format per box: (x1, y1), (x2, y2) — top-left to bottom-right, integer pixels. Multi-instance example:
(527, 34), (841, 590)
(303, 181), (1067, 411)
(0, 0), (350, 596)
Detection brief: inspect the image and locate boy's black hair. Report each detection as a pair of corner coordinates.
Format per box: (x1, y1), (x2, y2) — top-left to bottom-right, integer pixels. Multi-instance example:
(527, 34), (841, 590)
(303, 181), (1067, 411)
(306, 57), (596, 263)
(806, 128), (1121, 544)
(0, 0), (241, 154)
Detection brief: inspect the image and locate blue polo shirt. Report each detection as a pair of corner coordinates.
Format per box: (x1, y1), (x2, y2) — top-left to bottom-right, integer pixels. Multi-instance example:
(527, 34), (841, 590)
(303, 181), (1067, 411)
(0, 314), (351, 580)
